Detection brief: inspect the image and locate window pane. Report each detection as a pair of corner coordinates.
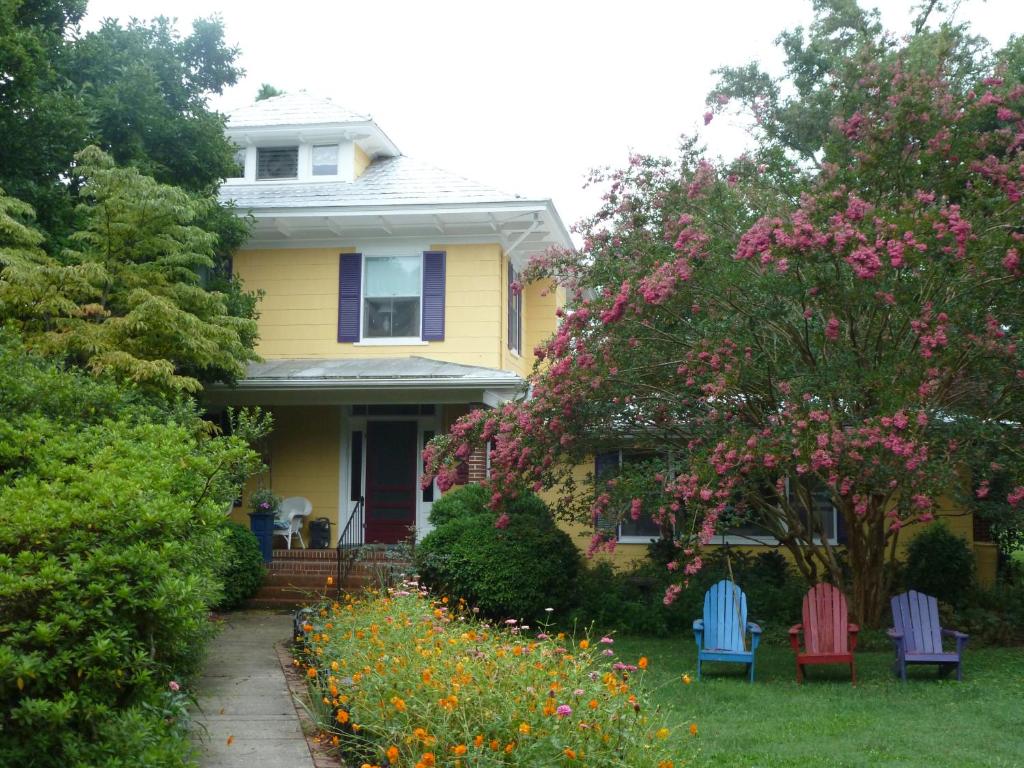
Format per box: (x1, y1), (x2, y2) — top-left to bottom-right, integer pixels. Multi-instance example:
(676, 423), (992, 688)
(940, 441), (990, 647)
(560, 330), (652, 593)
(619, 514), (661, 539)
(789, 478), (837, 540)
(312, 144), (338, 176)
(364, 297), (420, 337)
(365, 256), (421, 297)
(230, 147), (246, 178)
(256, 147), (298, 179)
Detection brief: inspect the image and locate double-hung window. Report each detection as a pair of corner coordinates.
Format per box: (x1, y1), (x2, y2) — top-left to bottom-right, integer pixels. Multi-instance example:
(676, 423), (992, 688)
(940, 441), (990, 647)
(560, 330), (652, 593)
(363, 256), (422, 339)
(721, 477), (838, 544)
(507, 263), (522, 354)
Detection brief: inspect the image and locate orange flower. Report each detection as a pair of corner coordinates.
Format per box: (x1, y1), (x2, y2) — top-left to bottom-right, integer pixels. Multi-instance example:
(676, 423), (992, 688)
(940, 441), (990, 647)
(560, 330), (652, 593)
(518, 723), (531, 735)
(564, 747), (577, 760)
(451, 744), (467, 756)
(336, 709), (350, 724)
(473, 735), (484, 748)
(226, 735), (234, 746)
(658, 762), (675, 768)
(638, 657), (648, 670)
(578, 639), (589, 650)
(326, 576), (334, 586)
(391, 696), (407, 712)
(306, 667), (317, 678)
(504, 742), (516, 754)
(387, 746), (399, 763)
(682, 673), (692, 685)
(689, 723), (698, 736)
(489, 739), (500, 751)
(588, 699), (599, 710)
(420, 753), (436, 766)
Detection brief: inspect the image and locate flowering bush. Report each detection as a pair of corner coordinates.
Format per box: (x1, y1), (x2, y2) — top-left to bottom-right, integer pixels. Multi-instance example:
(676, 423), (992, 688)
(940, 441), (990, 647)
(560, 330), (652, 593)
(250, 487), (282, 514)
(298, 585), (693, 767)
(424, 6), (1024, 626)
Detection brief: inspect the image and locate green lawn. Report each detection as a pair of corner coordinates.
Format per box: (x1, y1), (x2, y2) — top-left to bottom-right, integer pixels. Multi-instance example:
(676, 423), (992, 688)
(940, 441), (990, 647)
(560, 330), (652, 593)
(614, 636), (1024, 767)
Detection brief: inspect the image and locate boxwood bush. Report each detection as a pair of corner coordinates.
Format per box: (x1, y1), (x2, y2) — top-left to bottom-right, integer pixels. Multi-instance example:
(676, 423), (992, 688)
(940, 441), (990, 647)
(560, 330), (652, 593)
(0, 334), (261, 767)
(215, 522), (265, 610)
(416, 484), (580, 620)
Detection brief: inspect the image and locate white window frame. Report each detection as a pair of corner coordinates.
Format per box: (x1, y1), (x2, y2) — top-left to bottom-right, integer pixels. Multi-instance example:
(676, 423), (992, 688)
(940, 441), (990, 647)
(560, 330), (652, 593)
(719, 477), (838, 546)
(311, 143), (341, 177)
(255, 145), (300, 180)
(507, 262), (523, 356)
(357, 252), (424, 345)
(597, 448), (670, 544)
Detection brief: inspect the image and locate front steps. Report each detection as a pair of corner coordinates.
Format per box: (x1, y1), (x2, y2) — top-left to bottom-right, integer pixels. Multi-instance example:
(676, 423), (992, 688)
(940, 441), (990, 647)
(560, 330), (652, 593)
(244, 546), (414, 609)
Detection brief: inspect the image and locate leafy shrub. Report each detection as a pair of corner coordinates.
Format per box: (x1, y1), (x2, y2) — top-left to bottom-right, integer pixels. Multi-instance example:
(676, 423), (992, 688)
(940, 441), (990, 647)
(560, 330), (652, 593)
(416, 484), (580, 620)
(298, 589), (691, 768)
(946, 575), (1024, 645)
(215, 522), (265, 610)
(0, 336), (261, 767)
(570, 548), (808, 640)
(904, 522), (975, 606)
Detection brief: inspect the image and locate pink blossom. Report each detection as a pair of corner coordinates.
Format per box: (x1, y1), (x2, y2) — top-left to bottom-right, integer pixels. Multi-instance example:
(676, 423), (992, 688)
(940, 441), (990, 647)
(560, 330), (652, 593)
(703, 111), (713, 125)
(663, 583), (682, 605)
(169, 681), (180, 692)
(495, 513), (510, 529)
(825, 316), (840, 341)
(556, 705), (573, 717)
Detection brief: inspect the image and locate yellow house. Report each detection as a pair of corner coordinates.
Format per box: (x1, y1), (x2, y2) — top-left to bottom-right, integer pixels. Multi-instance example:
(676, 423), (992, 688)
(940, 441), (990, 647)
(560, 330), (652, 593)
(207, 92), (996, 590)
(206, 92), (569, 548)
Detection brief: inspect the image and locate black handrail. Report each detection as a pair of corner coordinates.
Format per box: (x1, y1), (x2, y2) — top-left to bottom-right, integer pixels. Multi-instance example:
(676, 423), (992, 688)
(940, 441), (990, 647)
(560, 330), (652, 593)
(336, 496), (364, 596)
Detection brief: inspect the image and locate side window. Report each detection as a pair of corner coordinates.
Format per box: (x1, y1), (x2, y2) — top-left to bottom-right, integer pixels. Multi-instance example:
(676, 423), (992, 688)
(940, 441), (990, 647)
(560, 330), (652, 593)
(507, 262), (522, 354)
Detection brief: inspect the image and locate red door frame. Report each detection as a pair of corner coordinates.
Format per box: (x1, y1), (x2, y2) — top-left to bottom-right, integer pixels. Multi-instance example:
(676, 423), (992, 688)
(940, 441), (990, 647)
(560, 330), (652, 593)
(364, 420), (418, 544)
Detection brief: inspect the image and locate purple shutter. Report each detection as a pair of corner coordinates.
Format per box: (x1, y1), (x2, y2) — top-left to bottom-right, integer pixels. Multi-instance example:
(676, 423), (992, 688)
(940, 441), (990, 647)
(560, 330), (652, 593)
(421, 250), (446, 341)
(338, 253), (362, 342)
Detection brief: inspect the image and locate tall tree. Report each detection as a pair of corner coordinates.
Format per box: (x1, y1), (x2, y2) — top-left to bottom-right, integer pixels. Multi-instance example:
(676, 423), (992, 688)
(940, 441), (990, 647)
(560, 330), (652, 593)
(0, 148), (258, 394)
(426, 4), (1024, 625)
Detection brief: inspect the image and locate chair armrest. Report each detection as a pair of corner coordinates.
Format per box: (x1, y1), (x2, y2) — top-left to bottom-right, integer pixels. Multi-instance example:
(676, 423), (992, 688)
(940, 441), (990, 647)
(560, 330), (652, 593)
(788, 624), (802, 636)
(941, 629), (968, 640)
(692, 619), (704, 632)
(848, 624), (860, 634)
(747, 622), (762, 635)
(788, 624), (802, 652)
(847, 623), (860, 651)
(886, 628), (903, 639)
(747, 623), (762, 652)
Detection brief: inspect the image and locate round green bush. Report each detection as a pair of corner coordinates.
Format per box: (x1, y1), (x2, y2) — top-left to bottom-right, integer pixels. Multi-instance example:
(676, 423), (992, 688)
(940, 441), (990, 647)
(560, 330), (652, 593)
(215, 521), (265, 610)
(417, 485), (580, 620)
(904, 522), (974, 605)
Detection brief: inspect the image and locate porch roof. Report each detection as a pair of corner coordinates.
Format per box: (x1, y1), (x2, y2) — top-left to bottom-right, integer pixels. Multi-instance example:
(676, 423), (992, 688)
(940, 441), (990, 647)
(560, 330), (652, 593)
(205, 356), (525, 407)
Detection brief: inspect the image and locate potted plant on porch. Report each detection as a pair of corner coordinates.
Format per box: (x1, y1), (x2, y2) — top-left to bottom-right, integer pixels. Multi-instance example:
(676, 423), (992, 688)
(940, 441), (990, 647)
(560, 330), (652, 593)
(248, 488), (281, 563)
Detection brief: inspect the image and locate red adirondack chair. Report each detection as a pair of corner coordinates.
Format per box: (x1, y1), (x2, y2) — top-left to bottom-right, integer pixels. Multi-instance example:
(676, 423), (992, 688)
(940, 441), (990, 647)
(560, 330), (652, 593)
(788, 583), (859, 683)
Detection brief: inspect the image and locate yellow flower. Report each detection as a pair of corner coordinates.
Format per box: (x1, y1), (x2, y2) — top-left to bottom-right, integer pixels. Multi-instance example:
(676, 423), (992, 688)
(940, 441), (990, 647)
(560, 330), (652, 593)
(682, 673), (692, 685)
(518, 722), (531, 735)
(326, 576), (334, 586)
(658, 762), (675, 768)
(656, 727), (670, 740)
(330, 661), (339, 672)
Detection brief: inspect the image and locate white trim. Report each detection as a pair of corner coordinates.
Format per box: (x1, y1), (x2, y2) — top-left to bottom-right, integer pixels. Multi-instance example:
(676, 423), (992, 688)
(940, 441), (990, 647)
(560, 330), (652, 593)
(354, 338), (428, 347)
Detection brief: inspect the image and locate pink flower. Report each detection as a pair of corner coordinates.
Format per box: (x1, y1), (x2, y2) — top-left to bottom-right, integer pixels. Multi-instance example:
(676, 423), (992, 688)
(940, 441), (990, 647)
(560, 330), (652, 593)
(599, 636), (614, 644)
(495, 513), (510, 529)
(556, 704), (573, 717)
(703, 111), (713, 125)
(168, 681), (180, 692)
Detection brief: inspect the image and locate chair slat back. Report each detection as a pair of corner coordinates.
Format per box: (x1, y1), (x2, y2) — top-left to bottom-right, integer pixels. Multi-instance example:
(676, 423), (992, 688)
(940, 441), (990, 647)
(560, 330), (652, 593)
(891, 590), (942, 653)
(703, 580), (748, 652)
(803, 583), (848, 654)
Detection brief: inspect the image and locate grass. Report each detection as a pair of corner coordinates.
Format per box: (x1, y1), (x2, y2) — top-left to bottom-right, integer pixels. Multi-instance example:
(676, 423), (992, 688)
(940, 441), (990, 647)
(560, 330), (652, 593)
(614, 636), (1024, 768)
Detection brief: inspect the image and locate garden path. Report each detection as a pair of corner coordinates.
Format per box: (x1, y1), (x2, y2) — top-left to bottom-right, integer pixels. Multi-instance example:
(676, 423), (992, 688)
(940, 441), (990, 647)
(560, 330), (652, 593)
(192, 611), (315, 768)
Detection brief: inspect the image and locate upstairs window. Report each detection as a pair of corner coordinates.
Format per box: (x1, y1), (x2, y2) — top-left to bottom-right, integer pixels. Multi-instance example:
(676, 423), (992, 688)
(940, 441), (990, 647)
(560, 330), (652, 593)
(312, 144), (339, 176)
(256, 147), (298, 180)
(363, 256), (421, 338)
(229, 146), (246, 178)
(507, 263), (522, 354)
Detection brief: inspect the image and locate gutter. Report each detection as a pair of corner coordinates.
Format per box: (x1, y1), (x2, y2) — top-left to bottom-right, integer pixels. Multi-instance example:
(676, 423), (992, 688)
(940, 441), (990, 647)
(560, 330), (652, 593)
(212, 375), (525, 392)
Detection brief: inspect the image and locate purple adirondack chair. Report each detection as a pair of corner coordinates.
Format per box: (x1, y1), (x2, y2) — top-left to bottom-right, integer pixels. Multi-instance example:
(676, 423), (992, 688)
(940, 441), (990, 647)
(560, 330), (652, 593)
(888, 590), (968, 681)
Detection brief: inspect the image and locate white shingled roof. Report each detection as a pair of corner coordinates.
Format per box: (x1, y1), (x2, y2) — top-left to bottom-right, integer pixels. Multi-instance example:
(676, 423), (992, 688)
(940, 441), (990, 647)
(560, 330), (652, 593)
(219, 155), (522, 210)
(227, 91), (370, 128)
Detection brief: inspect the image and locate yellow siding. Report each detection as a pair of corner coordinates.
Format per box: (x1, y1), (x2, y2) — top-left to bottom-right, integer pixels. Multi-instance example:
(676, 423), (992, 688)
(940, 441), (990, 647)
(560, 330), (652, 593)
(234, 244), (504, 368)
(523, 276), (560, 360)
(354, 145), (371, 179)
(233, 405), (341, 542)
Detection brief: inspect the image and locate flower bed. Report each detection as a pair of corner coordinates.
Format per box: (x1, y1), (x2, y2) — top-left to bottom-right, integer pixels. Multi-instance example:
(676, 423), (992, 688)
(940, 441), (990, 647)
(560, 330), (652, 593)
(296, 584), (695, 767)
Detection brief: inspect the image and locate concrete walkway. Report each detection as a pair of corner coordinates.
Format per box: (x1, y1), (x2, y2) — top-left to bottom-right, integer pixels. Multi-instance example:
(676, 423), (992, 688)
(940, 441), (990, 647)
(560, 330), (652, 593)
(192, 611), (315, 768)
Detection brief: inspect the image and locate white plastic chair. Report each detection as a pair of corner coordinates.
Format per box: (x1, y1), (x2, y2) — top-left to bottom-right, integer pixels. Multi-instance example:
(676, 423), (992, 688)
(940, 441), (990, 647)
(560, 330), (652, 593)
(274, 497), (312, 550)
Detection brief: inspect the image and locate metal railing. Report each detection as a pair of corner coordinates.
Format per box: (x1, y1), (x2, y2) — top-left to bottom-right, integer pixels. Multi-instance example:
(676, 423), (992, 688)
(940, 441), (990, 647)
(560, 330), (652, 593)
(336, 496), (364, 595)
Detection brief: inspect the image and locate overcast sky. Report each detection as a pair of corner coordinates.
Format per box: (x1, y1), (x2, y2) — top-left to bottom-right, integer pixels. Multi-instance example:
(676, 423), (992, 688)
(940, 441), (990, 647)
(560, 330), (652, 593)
(82, 0), (1021, 230)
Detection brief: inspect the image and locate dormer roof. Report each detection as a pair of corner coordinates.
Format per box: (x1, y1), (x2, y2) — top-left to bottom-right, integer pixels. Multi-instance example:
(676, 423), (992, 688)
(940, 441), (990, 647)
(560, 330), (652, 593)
(225, 91), (400, 158)
(227, 91), (370, 129)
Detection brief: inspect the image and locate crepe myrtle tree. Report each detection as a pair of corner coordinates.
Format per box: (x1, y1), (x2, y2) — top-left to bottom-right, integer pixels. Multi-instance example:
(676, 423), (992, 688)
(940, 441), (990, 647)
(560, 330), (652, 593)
(425, 7), (1024, 627)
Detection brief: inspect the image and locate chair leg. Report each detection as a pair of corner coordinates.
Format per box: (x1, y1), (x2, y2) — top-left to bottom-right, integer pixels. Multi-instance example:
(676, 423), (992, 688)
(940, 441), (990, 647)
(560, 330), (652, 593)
(286, 533), (291, 550)
(696, 658), (702, 682)
(956, 662), (963, 682)
(850, 661), (856, 685)
(748, 660), (755, 684)
(298, 531), (306, 549)
(796, 661), (803, 684)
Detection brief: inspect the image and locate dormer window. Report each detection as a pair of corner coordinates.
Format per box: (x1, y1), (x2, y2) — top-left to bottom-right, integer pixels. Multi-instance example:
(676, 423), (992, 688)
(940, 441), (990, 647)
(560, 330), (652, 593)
(229, 147), (246, 178)
(312, 144), (339, 176)
(257, 147), (298, 180)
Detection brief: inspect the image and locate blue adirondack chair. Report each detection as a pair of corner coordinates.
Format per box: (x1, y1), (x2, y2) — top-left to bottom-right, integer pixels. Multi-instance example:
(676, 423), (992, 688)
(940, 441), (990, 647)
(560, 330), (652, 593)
(888, 590), (969, 681)
(693, 579), (762, 682)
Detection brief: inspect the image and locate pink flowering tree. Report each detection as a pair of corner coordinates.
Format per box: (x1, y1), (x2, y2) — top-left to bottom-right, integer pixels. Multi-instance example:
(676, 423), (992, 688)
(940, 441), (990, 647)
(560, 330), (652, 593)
(425, 4), (1024, 626)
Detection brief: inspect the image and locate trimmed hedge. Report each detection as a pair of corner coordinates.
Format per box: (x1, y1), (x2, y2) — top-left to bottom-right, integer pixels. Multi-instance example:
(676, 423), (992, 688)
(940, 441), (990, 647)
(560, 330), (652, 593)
(416, 484), (580, 620)
(215, 522), (265, 610)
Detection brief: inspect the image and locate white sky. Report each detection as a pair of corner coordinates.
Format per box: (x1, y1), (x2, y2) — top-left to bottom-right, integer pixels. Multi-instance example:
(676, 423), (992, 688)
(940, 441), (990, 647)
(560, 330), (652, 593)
(82, 0), (1021, 231)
